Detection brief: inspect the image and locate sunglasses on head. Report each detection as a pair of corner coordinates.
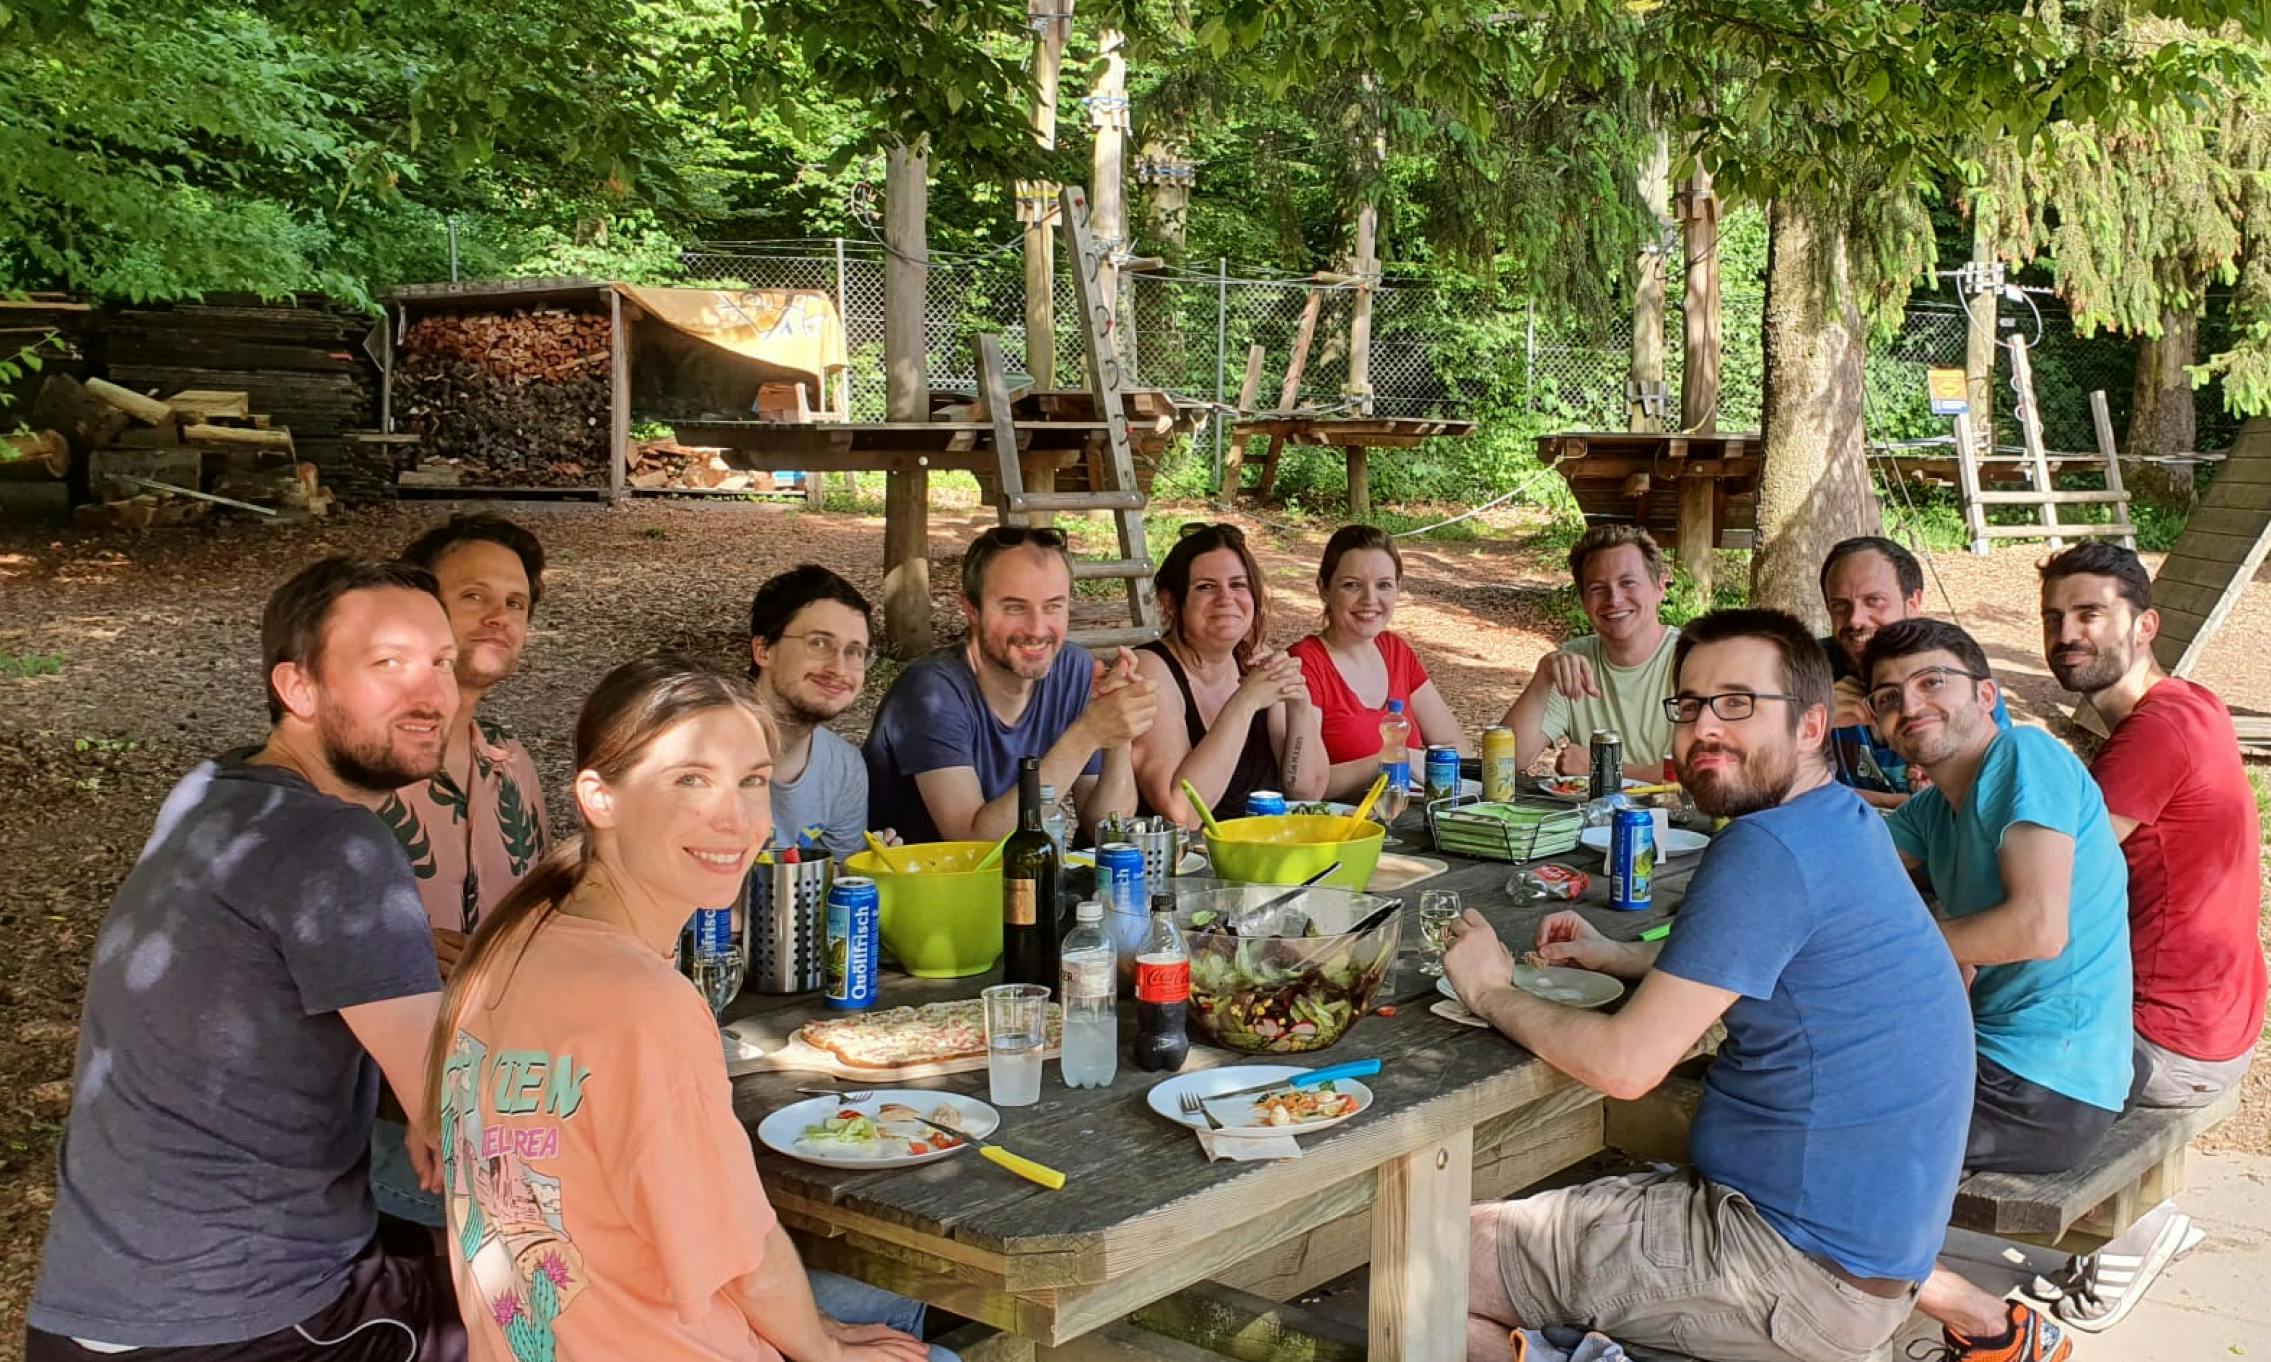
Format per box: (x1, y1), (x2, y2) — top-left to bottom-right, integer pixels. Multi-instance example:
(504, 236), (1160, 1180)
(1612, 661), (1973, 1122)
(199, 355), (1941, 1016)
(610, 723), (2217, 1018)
(978, 526), (1069, 549)
(1178, 521), (1246, 543)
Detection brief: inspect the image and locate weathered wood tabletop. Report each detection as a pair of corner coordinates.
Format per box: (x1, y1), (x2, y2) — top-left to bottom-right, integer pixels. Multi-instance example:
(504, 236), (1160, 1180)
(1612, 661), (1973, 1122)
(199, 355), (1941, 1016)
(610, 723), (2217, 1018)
(726, 811), (1702, 1361)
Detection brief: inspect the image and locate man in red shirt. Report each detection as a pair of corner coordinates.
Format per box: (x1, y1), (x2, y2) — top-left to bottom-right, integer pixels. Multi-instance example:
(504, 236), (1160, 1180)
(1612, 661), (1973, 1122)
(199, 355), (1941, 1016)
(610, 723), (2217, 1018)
(2035, 542), (2265, 1330)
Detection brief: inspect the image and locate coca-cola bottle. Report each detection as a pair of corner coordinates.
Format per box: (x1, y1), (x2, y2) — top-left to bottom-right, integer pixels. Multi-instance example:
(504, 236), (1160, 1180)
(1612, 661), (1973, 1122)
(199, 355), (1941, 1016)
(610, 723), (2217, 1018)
(1133, 891), (1190, 1073)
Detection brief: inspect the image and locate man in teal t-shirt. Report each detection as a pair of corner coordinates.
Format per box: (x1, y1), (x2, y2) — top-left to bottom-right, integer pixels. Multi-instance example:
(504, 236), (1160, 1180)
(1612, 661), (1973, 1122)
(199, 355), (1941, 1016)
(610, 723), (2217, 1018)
(1865, 617), (2132, 1359)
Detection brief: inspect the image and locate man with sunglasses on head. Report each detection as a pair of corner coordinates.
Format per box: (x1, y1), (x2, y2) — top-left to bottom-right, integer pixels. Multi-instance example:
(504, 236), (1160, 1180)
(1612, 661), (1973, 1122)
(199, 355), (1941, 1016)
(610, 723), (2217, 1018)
(1816, 535), (2010, 808)
(1448, 609), (1972, 1362)
(865, 526), (1158, 844)
(750, 564), (888, 860)
(1866, 618), (2131, 1362)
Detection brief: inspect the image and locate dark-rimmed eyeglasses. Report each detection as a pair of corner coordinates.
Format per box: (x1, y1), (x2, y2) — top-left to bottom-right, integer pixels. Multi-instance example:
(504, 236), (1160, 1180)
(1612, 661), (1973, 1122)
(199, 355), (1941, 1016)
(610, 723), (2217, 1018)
(1663, 692), (1803, 724)
(1864, 666), (1988, 720)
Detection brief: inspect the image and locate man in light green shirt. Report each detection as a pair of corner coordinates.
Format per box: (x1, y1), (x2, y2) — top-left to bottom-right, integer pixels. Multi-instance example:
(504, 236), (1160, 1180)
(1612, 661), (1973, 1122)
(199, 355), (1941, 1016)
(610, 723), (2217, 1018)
(1502, 523), (1681, 778)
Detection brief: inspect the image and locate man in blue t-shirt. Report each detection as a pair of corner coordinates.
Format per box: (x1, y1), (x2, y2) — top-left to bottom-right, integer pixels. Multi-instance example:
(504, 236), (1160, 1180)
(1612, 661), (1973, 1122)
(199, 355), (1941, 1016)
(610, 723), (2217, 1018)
(1866, 616), (2132, 1359)
(864, 526), (1158, 844)
(1446, 608), (1974, 1362)
(1817, 535), (2010, 808)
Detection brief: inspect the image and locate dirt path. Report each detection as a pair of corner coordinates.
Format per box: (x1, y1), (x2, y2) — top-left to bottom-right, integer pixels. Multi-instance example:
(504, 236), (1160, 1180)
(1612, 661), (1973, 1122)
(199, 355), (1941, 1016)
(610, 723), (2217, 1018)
(0, 499), (2264, 1348)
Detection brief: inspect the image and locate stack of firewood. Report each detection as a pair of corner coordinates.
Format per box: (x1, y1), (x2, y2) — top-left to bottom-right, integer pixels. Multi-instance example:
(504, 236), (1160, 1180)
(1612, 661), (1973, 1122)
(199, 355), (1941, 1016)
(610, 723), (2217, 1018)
(395, 308), (610, 486)
(625, 438), (772, 493)
(0, 374), (331, 529)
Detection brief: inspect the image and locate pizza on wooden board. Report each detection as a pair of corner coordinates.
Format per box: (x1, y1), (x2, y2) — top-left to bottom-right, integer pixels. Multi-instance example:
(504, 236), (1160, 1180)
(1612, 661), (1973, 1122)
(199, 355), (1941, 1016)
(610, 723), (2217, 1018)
(797, 999), (1064, 1070)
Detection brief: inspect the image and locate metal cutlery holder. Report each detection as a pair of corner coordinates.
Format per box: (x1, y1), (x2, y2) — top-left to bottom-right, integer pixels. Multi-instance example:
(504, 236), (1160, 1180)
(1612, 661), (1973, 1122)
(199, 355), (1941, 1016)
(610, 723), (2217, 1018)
(744, 857), (833, 994)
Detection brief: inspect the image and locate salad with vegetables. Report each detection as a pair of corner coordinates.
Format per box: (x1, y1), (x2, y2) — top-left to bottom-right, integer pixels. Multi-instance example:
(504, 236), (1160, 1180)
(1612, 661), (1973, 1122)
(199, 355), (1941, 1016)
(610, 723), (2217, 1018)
(796, 1102), (967, 1160)
(1185, 911), (1399, 1053)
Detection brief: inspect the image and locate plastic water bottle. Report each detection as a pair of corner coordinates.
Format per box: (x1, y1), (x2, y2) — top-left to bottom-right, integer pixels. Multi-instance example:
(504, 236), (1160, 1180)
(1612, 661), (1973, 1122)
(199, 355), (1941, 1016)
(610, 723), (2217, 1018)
(1377, 700), (1412, 824)
(1039, 782), (1069, 859)
(1058, 901), (1118, 1089)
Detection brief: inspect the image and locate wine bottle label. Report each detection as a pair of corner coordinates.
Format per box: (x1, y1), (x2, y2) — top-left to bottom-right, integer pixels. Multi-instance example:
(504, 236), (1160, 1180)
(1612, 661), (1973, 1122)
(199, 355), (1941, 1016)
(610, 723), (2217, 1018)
(1005, 879), (1037, 926)
(1135, 957), (1189, 1003)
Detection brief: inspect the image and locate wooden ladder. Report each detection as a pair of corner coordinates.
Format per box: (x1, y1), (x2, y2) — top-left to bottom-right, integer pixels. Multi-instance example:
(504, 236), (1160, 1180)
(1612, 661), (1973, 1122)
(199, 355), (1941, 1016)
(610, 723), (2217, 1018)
(1951, 335), (2135, 555)
(971, 184), (1160, 651)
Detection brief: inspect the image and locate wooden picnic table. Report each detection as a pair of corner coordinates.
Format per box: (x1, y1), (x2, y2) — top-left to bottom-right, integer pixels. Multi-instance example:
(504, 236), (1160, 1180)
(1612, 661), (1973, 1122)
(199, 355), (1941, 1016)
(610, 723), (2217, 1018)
(725, 814), (1702, 1362)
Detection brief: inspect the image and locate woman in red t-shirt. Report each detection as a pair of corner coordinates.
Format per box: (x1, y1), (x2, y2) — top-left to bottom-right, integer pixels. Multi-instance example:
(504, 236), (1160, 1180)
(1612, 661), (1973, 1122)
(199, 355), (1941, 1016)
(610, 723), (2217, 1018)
(1288, 526), (1470, 798)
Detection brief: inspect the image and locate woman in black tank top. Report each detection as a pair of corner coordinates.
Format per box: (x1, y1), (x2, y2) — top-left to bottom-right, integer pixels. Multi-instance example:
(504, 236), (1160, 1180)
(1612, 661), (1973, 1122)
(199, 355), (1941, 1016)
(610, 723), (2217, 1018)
(1131, 523), (1328, 825)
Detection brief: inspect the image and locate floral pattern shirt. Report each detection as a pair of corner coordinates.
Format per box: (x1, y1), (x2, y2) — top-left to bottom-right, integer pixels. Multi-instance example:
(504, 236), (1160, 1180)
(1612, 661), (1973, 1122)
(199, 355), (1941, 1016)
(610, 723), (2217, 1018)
(382, 718), (550, 933)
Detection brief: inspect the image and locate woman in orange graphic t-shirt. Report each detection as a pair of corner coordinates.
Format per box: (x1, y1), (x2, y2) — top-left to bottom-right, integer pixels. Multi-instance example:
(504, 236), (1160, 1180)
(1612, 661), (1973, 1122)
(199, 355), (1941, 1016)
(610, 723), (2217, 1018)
(423, 656), (948, 1362)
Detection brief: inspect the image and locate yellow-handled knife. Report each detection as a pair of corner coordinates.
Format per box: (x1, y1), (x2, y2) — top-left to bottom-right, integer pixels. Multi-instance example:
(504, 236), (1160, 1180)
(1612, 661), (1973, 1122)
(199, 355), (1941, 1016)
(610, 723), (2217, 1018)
(884, 1104), (1066, 1189)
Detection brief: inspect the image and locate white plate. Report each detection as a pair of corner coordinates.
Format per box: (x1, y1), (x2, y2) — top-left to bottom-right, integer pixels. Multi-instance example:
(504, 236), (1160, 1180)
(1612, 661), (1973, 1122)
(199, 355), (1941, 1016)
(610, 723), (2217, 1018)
(1579, 825), (1710, 858)
(1065, 848), (1209, 876)
(1148, 1065), (1375, 1139)
(1536, 775), (1647, 802)
(1438, 966), (1625, 1010)
(758, 1090), (1001, 1169)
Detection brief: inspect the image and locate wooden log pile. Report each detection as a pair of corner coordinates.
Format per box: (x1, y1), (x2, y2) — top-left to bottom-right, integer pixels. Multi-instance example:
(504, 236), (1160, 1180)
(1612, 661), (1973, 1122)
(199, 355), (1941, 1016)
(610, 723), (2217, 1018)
(625, 438), (774, 493)
(11, 374), (336, 530)
(395, 308), (609, 487)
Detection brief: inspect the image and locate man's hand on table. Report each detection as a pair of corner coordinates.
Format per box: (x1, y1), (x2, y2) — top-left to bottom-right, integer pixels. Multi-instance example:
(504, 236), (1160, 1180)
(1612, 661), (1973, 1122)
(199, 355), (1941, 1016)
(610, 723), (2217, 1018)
(1442, 908), (1516, 1012)
(1536, 910), (1654, 980)
(821, 1318), (931, 1362)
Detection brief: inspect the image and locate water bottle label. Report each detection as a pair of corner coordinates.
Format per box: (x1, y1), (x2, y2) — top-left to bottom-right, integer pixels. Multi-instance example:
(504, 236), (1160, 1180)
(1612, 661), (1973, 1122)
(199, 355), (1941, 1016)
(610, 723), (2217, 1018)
(1136, 957), (1189, 1003)
(1062, 954), (1113, 997)
(1005, 879), (1037, 926)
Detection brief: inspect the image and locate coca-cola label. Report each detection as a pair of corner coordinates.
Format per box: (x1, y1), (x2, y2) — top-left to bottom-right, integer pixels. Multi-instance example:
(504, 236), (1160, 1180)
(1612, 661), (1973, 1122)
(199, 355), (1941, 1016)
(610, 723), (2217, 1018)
(1005, 879), (1037, 926)
(1135, 956), (1189, 1003)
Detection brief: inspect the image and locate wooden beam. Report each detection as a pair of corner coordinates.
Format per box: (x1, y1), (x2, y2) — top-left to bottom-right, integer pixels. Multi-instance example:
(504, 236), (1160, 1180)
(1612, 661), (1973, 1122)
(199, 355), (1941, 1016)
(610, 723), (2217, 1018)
(1218, 344), (1266, 503)
(884, 138), (934, 654)
(1675, 473), (1717, 589)
(1345, 446), (1370, 519)
(84, 377), (174, 427)
(1131, 1282), (1366, 1362)
(1679, 163), (1721, 433)
(1276, 293), (1322, 413)
(1368, 1129), (1472, 1362)
(609, 289), (628, 506)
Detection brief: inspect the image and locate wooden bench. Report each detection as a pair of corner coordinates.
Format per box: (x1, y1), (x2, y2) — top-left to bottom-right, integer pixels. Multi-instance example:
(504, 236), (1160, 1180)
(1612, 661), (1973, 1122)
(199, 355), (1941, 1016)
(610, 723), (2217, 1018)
(1949, 1085), (2243, 1250)
(1609, 1077), (2242, 1254)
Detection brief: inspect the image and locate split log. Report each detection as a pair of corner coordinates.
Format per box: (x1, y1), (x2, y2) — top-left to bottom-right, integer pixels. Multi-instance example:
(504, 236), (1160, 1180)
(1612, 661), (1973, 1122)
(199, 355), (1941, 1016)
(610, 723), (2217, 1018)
(89, 447), (200, 500)
(84, 377), (175, 426)
(29, 374), (130, 456)
(0, 429), (71, 480)
(165, 389), (252, 421)
(183, 422), (295, 454)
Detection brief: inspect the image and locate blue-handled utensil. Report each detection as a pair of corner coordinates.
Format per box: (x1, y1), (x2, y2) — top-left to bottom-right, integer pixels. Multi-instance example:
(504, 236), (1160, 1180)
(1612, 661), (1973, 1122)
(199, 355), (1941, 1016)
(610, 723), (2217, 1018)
(1206, 1059), (1381, 1104)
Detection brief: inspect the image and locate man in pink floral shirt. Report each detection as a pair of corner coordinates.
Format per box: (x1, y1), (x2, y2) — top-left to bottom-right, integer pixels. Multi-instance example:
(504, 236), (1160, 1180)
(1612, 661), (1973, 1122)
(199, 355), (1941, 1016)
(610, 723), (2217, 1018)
(375, 513), (552, 1230)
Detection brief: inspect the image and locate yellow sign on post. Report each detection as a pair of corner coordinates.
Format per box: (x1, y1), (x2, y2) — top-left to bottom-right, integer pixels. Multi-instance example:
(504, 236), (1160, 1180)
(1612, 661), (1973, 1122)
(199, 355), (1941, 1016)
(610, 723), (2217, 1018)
(1927, 367), (1970, 417)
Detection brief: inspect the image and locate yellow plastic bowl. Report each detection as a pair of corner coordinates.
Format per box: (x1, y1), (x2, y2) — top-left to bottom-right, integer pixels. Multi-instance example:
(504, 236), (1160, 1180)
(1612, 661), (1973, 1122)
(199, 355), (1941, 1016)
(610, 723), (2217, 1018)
(843, 841), (1003, 979)
(1202, 814), (1385, 891)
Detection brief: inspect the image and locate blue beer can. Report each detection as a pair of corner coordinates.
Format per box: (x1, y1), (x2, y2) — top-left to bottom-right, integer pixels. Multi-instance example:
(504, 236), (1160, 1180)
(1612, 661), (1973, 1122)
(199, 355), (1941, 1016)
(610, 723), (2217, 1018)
(1245, 790), (1288, 817)
(1608, 808), (1655, 912)
(1096, 841), (1147, 919)
(689, 906), (734, 958)
(1424, 745), (1462, 804)
(824, 876), (880, 1010)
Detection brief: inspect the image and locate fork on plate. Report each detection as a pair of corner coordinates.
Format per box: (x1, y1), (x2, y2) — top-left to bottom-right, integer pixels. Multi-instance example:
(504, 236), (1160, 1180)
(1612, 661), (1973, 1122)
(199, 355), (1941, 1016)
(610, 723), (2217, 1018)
(1177, 1090), (1224, 1130)
(798, 1086), (875, 1103)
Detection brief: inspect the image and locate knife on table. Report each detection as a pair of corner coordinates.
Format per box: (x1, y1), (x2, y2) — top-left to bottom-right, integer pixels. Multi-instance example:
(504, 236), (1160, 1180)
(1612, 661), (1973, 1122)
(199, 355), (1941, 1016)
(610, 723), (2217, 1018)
(885, 1105), (1067, 1190)
(1201, 1058), (1382, 1106)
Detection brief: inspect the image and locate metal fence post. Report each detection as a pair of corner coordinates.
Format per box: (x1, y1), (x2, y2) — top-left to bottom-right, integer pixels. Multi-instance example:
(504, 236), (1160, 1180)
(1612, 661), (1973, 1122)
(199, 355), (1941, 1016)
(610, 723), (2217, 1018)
(1213, 257), (1229, 489)
(833, 237), (852, 419)
(1525, 298), (1535, 411)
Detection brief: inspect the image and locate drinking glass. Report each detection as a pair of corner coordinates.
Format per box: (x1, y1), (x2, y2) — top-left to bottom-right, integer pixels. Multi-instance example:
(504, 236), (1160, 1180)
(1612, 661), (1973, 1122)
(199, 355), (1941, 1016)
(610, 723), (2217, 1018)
(981, 983), (1050, 1107)
(1418, 890), (1462, 977)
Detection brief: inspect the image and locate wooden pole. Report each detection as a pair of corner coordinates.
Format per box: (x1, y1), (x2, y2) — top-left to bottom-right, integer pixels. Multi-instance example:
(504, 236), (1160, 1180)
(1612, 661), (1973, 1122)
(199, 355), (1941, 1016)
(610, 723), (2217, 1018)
(608, 289), (628, 505)
(1679, 162), (1721, 434)
(883, 138), (934, 654)
(1964, 210), (1999, 441)
(1089, 30), (1129, 341)
(1023, 0), (1070, 391)
(1629, 122), (1671, 432)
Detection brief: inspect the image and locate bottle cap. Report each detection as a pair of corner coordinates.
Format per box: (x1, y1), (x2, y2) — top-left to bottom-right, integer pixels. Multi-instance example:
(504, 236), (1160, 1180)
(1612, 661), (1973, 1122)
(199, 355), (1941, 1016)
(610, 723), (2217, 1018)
(1387, 699), (1405, 714)
(1075, 900), (1102, 922)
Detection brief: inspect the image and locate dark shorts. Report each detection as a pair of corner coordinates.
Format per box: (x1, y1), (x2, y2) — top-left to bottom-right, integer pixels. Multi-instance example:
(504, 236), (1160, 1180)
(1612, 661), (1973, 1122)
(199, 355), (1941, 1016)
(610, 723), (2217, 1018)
(1966, 1054), (2119, 1175)
(27, 1238), (464, 1362)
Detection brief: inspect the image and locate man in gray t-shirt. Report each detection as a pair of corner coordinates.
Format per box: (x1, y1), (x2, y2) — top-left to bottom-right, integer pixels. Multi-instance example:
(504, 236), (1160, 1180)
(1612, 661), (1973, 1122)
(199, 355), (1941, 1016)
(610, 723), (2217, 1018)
(29, 559), (461, 1358)
(749, 564), (880, 859)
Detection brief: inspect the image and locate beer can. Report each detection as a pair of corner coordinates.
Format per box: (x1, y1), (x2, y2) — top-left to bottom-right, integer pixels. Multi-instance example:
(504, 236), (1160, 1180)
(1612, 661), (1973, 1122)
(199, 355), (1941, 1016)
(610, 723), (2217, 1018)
(824, 876), (880, 1010)
(1480, 725), (1519, 803)
(1424, 745), (1462, 804)
(1097, 841), (1147, 919)
(1608, 808), (1654, 912)
(1245, 790), (1288, 817)
(689, 906), (734, 959)
(1588, 730), (1624, 804)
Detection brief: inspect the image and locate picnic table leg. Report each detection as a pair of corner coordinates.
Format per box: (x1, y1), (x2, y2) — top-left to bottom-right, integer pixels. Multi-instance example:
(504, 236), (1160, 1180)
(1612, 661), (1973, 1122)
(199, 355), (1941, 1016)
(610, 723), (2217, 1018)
(1368, 1129), (1473, 1362)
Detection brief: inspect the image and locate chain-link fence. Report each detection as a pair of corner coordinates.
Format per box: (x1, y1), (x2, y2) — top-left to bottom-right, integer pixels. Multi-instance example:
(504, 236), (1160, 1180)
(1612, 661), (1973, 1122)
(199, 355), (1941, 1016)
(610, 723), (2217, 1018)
(676, 239), (2227, 482)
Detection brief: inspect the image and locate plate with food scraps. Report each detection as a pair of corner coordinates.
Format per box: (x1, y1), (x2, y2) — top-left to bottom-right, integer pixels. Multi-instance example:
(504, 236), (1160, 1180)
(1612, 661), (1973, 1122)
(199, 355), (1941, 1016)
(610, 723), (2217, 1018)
(758, 1090), (1000, 1169)
(1438, 963), (1625, 1010)
(1579, 826), (1711, 858)
(1536, 774), (1649, 801)
(1066, 848), (1209, 876)
(1148, 1065), (1375, 1139)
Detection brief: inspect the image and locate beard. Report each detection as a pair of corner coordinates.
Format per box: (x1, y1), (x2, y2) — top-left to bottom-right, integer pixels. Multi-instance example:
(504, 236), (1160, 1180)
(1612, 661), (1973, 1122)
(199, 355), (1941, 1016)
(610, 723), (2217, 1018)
(777, 680), (854, 728)
(1888, 703), (1981, 771)
(1682, 738), (1801, 819)
(978, 630), (1059, 681)
(320, 705), (445, 794)
(2048, 640), (2132, 696)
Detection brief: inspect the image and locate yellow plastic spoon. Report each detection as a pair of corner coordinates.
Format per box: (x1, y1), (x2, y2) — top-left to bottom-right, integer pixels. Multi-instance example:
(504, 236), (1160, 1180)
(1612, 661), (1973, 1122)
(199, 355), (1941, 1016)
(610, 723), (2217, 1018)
(862, 830), (912, 873)
(1343, 771), (1392, 838)
(1178, 779), (1225, 837)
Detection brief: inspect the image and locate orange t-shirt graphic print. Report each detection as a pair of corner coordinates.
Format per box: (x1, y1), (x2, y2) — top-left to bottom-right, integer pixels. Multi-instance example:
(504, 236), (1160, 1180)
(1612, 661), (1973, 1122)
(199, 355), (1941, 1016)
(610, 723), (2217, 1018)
(439, 915), (781, 1362)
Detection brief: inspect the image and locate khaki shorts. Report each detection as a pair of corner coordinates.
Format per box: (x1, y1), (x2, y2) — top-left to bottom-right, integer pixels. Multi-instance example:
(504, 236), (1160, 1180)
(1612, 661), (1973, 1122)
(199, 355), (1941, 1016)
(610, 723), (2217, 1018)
(2132, 1034), (2253, 1109)
(1471, 1168), (1913, 1362)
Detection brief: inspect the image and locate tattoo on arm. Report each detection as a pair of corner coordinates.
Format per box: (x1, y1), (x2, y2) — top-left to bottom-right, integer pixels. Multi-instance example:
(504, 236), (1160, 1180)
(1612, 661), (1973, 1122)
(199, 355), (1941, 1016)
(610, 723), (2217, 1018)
(1283, 735), (1304, 788)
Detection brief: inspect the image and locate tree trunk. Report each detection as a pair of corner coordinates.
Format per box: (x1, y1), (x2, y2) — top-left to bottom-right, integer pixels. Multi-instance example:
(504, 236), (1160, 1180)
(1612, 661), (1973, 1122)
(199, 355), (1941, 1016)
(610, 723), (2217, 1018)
(883, 138), (933, 655)
(1089, 30), (1128, 335)
(1751, 198), (1877, 629)
(2125, 305), (2201, 513)
(1963, 210), (1998, 440)
(1679, 163), (1721, 433)
(1023, 1), (1071, 391)
(1628, 125), (1670, 433)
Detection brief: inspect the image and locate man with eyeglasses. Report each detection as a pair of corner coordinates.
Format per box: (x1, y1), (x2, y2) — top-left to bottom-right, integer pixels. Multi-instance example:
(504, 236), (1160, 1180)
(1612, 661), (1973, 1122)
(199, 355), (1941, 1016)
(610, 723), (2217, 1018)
(1816, 536), (2010, 808)
(749, 564), (886, 860)
(1865, 617), (2131, 1362)
(1449, 609), (1972, 1362)
(864, 526), (1157, 844)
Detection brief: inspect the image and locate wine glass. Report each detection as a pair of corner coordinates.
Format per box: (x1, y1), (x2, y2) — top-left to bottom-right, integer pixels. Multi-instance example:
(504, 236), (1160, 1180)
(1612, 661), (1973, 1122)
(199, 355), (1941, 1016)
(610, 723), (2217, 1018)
(1418, 890), (1462, 977)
